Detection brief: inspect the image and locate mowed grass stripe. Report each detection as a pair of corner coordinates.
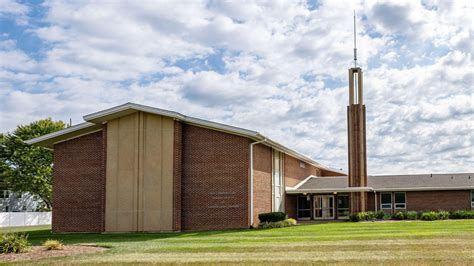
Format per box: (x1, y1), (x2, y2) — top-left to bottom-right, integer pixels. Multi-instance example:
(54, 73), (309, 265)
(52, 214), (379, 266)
(7, 220), (474, 265)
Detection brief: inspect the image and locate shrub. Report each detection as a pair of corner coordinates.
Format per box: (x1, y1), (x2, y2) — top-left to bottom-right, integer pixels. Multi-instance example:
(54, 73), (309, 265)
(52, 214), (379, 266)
(375, 211), (385, 220)
(283, 218), (297, 226)
(392, 211), (406, 220)
(420, 211), (439, 221)
(258, 212), (288, 223)
(405, 211), (418, 220)
(0, 233), (30, 254)
(349, 212), (381, 222)
(43, 239), (64, 250)
(438, 211), (449, 220)
(257, 218), (297, 229)
(349, 212), (363, 222)
(450, 210), (474, 219)
(382, 212), (392, 220)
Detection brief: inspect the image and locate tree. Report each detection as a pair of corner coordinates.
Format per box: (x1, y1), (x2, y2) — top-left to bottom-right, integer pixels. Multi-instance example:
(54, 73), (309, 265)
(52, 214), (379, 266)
(0, 119), (65, 210)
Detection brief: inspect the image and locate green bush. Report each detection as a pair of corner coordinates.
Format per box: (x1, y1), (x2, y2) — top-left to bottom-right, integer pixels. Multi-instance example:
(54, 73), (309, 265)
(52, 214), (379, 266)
(392, 211), (406, 220)
(349, 211), (381, 222)
(449, 210), (474, 219)
(405, 211), (418, 220)
(420, 211), (439, 221)
(258, 218), (297, 229)
(43, 239), (64, 250)
(0, 233), (30, 254)
(375, 211), (385, 220)
(349, 210), (474, 222)
(283, 218), (297, 226)
(382, 212), (392, 220)
(438, 211), (449, 220)
(258, 212), (288, 223)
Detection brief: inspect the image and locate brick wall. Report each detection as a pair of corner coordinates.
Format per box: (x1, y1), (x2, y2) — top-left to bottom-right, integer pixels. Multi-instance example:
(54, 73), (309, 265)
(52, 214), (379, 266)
(284, 154), (320, 187)
(321, 169), (345, 176)
(181, 125), (251, 230)
(367, 191), (471, 213)
(173, 121), (183, 231)
(52, 130), (105, 232)
(252, 143), (272, 225)
(407, 190), (471, 211)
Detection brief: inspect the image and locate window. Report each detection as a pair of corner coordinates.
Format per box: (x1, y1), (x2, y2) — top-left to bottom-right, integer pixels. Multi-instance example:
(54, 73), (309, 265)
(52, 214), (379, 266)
(394, 192), (406, 209)
(272, 150), (284, 212)
(471, 191), (474, 208)
(380, 192), (392, 209)
(337, 194), (350, 218)
(297, 195), (311, 219)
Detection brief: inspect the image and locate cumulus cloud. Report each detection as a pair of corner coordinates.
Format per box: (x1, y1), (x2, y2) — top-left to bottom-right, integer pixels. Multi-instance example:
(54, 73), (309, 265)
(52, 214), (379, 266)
(0, 0), (472, 174)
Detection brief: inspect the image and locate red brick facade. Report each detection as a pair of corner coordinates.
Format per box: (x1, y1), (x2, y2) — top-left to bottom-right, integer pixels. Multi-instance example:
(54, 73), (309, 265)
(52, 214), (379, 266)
(181, 124), (251, 230)
(252, 144), (272, 225)
(284, 154), (320, 187)
(368, 190), (471, 212)
(368, 191), (472, 213)
(52, 130), (106, 232)
(406, 190), (472, 211)
(173, 121), (183, 231)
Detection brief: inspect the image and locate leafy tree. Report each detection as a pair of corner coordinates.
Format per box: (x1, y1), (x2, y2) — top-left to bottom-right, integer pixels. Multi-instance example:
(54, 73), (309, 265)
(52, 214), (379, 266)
(0, 119), (65, 210)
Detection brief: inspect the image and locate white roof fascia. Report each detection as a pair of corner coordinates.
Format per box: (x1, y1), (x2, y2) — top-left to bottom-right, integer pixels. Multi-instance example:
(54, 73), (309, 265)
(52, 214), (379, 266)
(374, 186), (474, 192)
(286, 187), (374, 194)
(83, 102), (186, 122)
(24, 122), (97, 145)
(286, 175), (317, 191)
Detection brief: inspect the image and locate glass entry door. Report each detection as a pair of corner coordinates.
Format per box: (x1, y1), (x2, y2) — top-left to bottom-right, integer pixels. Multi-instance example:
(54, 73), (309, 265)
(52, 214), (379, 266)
(313, 195), (334, 219)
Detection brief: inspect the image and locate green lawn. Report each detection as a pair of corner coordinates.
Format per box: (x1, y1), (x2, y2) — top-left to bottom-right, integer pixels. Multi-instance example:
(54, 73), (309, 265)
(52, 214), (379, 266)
(3, 220), (474, 265)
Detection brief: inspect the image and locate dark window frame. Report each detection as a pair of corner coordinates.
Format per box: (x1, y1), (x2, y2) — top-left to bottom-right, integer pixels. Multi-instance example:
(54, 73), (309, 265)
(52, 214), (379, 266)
(380, 192), (392, 210)
(394, 192), (406, 209)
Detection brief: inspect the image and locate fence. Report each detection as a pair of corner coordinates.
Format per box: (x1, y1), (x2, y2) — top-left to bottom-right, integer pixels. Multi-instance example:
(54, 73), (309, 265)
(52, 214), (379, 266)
(0, 212), (51, 227)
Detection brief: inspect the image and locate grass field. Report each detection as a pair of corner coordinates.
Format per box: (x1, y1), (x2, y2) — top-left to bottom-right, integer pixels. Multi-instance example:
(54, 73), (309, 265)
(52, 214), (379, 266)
(2, 220), (474, 265)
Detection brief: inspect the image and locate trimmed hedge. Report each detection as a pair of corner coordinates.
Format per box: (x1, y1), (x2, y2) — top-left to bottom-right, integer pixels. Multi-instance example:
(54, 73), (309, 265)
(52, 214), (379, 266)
(258, 212), (288, 223)
(257, 218), (297, 229)
(350, 210), (473, 222)
(349, 211), (385, 222)
(449, 210), (474, 219)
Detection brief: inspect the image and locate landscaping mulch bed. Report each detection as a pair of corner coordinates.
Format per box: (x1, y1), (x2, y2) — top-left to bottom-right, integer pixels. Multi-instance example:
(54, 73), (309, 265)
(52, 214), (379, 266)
(0, 244), (108, 262)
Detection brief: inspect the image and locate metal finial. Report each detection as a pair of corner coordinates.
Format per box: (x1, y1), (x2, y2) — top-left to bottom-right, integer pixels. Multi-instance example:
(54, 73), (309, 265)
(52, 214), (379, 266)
(353, 10), (357, 67)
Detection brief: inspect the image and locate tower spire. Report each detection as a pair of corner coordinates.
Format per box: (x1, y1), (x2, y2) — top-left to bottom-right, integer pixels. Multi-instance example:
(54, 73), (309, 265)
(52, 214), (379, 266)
(353, 10), (357, 67)
(347, 10), (367, 214)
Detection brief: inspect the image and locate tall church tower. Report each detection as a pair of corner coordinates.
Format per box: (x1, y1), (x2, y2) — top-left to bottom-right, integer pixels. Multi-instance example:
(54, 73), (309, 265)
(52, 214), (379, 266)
(347, 67), (367, 213)
(347, 11), (367, 213)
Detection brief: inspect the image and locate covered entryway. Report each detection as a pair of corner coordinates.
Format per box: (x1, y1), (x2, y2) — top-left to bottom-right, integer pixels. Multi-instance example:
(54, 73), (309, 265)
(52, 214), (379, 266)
(287, 175), (373, 221)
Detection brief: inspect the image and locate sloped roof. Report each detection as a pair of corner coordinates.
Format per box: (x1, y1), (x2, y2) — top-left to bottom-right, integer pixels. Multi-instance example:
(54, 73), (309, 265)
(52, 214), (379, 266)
(25, 102), (345, 175)
(287, 173), (474, 193)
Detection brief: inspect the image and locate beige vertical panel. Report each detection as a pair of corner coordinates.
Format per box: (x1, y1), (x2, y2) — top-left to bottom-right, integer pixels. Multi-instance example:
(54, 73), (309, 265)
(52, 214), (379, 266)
(160, 117), (174, 230)
(106, 111), (175, 232)
(142, 114), (163, 231)
(105, 119), (119, 231)
(106, 113), (139, 232)
(137, 112), (145, 231)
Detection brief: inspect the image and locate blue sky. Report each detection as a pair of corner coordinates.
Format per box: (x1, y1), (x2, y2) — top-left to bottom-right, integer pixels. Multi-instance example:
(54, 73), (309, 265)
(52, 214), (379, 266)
(0, 0), (472, 174)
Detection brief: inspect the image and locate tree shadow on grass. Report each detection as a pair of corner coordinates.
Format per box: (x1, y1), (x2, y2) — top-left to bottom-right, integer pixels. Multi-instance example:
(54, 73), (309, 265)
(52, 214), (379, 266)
(23, 227), (254, 246)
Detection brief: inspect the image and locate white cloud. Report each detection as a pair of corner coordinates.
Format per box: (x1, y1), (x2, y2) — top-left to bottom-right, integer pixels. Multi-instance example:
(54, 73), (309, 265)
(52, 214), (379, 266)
(0, 0), (472, 174)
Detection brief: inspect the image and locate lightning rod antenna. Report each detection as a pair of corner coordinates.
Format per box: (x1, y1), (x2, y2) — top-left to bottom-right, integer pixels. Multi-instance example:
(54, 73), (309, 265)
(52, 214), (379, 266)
(353, 10), (357, 67)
